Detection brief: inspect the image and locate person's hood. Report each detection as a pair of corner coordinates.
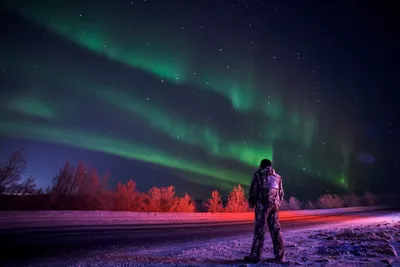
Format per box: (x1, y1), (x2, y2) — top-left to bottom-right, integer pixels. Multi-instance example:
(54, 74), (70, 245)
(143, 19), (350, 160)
(260, 166), (281, 177)
(260, 166), (275, 175)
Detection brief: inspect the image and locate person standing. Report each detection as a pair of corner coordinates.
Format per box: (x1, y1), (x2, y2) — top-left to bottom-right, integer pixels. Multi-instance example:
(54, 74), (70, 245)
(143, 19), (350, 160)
(244, 159), (285, 263)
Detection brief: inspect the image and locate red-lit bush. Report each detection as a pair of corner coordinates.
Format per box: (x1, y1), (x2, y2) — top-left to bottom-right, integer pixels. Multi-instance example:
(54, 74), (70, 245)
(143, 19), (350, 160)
(205, 190), (224, 213)
(225, 184), (248, 212)
(173, 193), (196, 212)
(288, 196), (301, 210)
(113, 179), (147, 211)
(280, 199), (289, 210)
(144, 185), (196, 212)
(318, 193), (344, 209)
(146, 185), (175, 212)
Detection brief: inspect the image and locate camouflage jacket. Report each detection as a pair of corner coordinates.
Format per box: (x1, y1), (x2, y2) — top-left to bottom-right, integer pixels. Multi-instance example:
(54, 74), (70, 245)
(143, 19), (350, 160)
(248, 166), (284, 207)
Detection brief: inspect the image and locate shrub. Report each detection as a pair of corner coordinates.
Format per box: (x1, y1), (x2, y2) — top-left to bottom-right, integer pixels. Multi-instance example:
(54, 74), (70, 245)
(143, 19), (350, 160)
(173, 193), (196, 212)
(205, 190), (224, 213)
(146, 186), (176, 212)
(225, 184), (248, 212)
(288, 196), (301, 210)
(144, 185), (196, 212)
(113, 179), (147, 211)
(305, 201), (314, 210)
(280, 199), (289, 210)
(318, 193), (344, 209)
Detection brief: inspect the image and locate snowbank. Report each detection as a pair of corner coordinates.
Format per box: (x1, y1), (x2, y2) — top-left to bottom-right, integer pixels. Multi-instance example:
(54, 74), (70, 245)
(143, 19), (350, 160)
(0, 206), (388, 229)
(9, 211), (400, 267)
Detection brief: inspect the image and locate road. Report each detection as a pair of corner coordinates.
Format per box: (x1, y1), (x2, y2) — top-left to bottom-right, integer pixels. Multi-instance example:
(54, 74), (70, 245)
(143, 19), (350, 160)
(0, 209), (395, 265)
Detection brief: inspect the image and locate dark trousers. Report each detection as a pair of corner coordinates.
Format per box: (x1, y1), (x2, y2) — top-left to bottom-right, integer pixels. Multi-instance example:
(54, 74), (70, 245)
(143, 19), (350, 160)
(250, 201), (285, 259)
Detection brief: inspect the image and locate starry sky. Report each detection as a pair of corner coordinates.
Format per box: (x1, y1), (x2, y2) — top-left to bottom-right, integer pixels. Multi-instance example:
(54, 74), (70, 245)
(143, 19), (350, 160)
(0, 0), (398, 200)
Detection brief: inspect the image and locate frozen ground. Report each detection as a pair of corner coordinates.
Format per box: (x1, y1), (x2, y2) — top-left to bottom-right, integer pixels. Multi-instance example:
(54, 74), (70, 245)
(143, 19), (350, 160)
(0, 206), (386, 229)
(10, 212), (400, 267)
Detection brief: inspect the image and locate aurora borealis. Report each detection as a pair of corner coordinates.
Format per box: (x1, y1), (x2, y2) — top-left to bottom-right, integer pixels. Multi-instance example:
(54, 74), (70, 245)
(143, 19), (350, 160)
(0, 0), (398, 199)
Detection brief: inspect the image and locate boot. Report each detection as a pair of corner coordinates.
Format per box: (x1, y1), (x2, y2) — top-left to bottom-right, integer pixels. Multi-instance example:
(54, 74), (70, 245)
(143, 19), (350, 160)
(243, 255), (260, 263)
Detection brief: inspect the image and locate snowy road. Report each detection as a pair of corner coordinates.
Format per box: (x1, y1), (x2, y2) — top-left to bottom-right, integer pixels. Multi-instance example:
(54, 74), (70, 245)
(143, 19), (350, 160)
(2, 209), (399, 266)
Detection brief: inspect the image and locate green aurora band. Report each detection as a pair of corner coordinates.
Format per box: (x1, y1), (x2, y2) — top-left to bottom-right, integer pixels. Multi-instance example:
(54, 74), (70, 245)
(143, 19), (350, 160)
(0, 0), (351, 190)
(5, 96), (56, 119)
(4, 0), (295, 119)
(0, 121), (247, 188)
(96, 89), (274, 166)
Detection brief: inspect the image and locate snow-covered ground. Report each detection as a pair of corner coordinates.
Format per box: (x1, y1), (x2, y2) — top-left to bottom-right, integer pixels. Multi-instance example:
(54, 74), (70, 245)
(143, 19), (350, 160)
(0, 206), (387, 229)
(11, 211), (400, 267)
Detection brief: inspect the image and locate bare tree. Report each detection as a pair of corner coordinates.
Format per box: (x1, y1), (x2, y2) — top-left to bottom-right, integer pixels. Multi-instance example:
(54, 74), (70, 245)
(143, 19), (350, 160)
(11, 176), (37, 195)
(50, 162), (110, 210)
(50, 162), (76, 196)
(0, 149), (37, 195)
(80, 168), (108, 210)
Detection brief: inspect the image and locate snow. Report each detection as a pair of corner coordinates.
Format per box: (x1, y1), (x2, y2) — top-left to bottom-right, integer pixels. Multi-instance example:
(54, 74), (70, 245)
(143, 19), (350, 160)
(8, 211), (400, 267)
(0, 206), (387, 229)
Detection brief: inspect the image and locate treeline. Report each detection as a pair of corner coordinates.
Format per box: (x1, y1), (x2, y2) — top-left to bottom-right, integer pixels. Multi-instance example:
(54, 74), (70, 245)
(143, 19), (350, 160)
(0, 150), (386, 212)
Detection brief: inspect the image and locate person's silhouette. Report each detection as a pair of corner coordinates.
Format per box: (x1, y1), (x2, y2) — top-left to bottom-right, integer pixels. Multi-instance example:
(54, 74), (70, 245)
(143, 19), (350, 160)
(244, 159), (285, 263)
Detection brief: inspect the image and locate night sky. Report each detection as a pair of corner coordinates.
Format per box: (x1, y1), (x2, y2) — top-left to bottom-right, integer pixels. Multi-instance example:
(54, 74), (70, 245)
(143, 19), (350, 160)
(0, 0), (398, 200)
